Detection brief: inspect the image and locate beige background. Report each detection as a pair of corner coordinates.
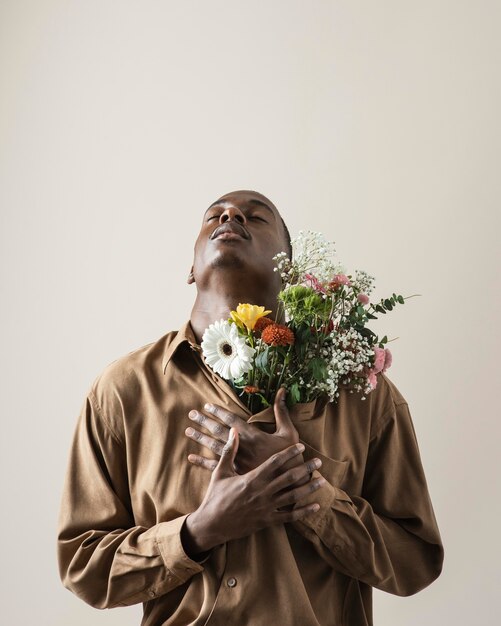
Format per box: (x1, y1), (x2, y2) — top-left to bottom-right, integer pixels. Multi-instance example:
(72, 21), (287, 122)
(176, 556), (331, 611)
(1, 1), (499, 624)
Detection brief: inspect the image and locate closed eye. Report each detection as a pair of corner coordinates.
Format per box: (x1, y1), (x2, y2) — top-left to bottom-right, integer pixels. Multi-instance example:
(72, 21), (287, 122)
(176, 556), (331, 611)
(249, 216), (267, 222)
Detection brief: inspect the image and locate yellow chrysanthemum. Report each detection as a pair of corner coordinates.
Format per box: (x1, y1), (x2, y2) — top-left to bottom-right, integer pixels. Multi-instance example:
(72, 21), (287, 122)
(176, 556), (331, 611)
(230, 303), (272, 332)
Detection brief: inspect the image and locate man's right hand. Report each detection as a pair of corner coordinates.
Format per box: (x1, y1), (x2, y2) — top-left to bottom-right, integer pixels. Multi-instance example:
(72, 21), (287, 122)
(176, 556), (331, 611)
(181, 427), (325, 558)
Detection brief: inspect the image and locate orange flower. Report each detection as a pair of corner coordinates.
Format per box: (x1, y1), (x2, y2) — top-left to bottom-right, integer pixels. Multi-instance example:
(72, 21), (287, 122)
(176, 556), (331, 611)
(254, 316), (274, 333)
(244, 385), (261, 394)
(261, 323), (295, 347)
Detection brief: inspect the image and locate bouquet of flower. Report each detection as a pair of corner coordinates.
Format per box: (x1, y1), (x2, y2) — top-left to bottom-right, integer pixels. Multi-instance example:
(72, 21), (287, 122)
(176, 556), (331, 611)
(201, 230), (418, 413)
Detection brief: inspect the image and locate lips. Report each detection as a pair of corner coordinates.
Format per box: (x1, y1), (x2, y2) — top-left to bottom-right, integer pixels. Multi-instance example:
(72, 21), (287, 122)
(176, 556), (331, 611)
(211, 223), (250, 241)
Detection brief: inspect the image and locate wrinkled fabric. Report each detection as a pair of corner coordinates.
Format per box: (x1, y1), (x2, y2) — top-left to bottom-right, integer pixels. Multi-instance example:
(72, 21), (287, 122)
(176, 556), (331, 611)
(57, 321), (444, 625)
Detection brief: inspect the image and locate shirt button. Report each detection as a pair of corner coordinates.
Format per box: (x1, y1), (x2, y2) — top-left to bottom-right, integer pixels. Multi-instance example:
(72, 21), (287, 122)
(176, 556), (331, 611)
(148, 590), (156, 597)
(227, 577), (237, 588)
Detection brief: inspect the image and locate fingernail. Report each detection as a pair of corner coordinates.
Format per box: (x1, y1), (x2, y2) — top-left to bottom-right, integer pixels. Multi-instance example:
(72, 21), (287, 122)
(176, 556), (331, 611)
(313, 458), (322, 468)
(223, 428), (234, 453)
(311, 504), (320, 512)
(188, 410), (197, 419)
(204, 403), (213, 411)
(296, 443), (305, 452)
(186, 427), (194, 436)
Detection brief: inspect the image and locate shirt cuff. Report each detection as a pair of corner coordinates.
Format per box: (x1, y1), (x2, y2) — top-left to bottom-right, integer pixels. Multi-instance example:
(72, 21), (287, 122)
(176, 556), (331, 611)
(155, 515), (206, 585)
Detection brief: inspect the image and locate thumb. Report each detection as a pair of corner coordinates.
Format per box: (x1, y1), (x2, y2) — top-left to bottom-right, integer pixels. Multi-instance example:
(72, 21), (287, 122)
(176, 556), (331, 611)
(274, 387), (294, 435)
(215, 427), (239, 477)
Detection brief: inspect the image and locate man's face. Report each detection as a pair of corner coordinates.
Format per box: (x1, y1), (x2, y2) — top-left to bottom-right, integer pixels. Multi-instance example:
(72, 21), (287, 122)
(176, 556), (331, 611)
(190, 190), (289, 286)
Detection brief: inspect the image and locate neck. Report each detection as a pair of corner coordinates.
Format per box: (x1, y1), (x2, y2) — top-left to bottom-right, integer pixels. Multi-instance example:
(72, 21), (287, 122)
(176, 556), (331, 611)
(190, 286), (280, 344)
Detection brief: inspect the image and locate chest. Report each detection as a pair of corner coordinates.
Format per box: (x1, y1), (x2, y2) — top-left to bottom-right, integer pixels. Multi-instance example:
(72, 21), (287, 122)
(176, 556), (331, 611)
(122, 352), (374, 525)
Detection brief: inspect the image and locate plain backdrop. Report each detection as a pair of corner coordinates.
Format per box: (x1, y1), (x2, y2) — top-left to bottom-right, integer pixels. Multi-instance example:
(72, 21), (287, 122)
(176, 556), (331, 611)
(1, 1), (500, 625)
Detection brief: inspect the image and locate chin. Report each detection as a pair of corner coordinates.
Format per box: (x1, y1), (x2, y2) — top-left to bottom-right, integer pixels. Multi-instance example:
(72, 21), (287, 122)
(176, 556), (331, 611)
(210, 255), (247, 270)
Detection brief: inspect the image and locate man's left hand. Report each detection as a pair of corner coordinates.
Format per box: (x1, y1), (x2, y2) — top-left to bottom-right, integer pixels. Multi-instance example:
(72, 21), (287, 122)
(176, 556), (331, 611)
(185, 387), (307, 477)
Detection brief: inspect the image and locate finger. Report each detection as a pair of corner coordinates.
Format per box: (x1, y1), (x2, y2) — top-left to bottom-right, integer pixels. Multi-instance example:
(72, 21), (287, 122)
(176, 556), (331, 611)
(188, 410), (230, 443)
(273, 387), (294, 435)
(274, 476), (326, 508)
(274, 503), (321, 523)
(267, 458), (322, 494)
(185, 427), (225, 456)
(256, 442), (305, 478)
(188, 454), (218, 472)
(203, 403), (249, 431)
(216, 427), (239, 477)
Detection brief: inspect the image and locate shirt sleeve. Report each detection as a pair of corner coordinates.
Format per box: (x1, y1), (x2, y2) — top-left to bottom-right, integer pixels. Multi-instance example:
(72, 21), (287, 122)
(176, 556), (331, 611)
(56, 390), (205, 609)
(291, 395), (444, 597)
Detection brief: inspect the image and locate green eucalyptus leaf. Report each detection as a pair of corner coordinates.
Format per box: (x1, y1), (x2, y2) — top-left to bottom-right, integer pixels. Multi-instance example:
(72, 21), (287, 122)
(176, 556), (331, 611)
(255, 347), (269, 373)
(357, 326), (377, 339)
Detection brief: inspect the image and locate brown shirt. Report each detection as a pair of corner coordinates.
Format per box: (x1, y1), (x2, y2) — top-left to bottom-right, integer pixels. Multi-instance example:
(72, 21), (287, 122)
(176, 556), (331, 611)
(57, 321), (444, 626)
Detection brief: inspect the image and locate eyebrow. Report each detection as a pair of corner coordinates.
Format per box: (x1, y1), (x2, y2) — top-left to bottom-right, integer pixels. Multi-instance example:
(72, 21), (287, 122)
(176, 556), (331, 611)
(204, 198), (275, 217)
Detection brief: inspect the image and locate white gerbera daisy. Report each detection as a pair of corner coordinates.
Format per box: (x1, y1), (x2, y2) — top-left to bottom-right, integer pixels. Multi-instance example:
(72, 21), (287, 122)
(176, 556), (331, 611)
(201, 319), (255, 380)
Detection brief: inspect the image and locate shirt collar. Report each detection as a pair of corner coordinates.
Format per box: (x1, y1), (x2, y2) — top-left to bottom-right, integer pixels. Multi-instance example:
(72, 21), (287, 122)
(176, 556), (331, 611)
(162, 320), (200, 374)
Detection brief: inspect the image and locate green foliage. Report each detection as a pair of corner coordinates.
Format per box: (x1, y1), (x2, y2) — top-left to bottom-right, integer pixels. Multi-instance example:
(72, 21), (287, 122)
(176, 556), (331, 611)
(354, 325), (377, 341)
(255, 393), (270, 408)
(293, 322), (314, 361)
(279, 285), (331, 323)
(307, 357), (328, 382)
(373, 294), (405, 316)
(255, 346), (270, 375)
(287, 382), (301, 407)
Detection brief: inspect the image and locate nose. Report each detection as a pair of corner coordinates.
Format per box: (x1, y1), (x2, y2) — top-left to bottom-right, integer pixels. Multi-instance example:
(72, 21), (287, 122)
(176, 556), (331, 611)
(219, 206), (246, 225)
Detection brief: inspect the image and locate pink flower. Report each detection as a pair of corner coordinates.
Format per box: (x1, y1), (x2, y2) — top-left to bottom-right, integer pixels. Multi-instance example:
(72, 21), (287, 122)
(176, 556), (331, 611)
(367, 370), (378, 390)
(304, 273), (326, 294)
(382, 348), (392, 373)
(328, 273), (351, 290)
(357, 293), (369, 305)
(373, 346), (386, 373)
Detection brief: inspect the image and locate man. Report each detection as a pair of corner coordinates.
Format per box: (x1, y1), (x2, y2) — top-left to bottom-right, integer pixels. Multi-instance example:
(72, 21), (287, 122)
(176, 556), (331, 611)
(57, 190), (444, 625)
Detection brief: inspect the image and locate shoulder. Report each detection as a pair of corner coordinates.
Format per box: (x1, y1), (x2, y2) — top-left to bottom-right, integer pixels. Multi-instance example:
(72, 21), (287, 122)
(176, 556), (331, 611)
(377, 372), (408, 407)
(366, 372), (409, 439)
(332, 371), (409, 442)
(87, 329), (179, 437)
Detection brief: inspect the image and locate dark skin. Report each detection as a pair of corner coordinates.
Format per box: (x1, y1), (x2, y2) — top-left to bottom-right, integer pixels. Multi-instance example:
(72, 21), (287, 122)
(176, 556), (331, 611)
(181, 190), (323, 558)
(188, 190), (287, 341)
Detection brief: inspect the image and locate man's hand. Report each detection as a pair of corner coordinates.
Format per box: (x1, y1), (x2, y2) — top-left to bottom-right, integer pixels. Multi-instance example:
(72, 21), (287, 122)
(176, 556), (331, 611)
(185, 387), (305, 475)
(181, 427), (325, 557)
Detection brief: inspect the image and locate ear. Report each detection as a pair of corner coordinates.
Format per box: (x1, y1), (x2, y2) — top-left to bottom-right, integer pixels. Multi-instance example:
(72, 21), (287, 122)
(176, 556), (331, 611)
(187, 266), (195, 284)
